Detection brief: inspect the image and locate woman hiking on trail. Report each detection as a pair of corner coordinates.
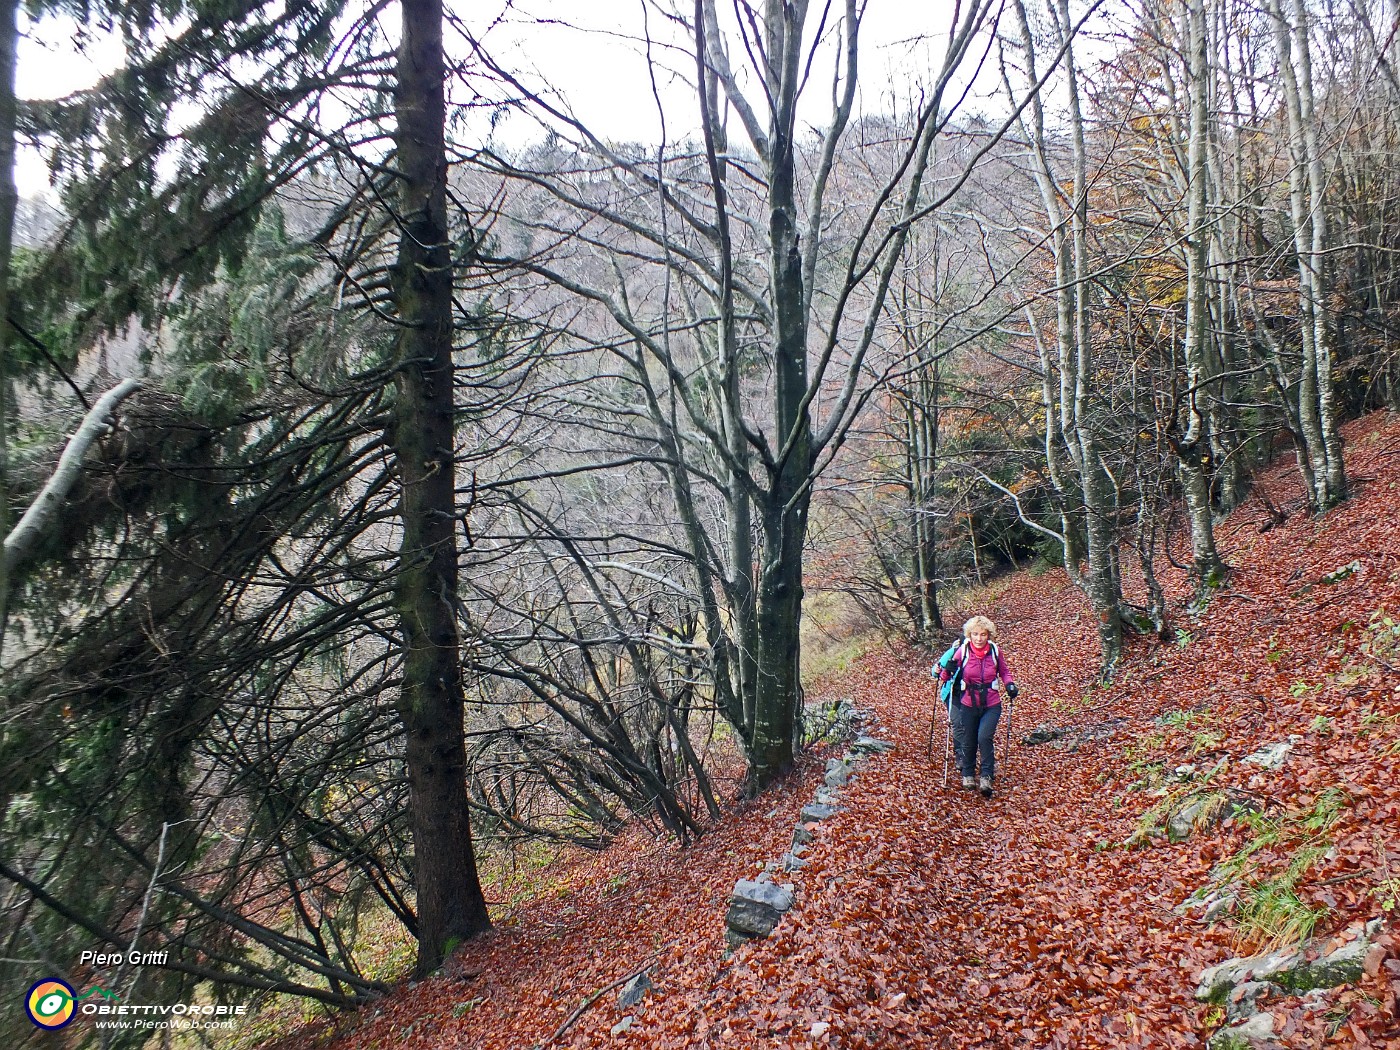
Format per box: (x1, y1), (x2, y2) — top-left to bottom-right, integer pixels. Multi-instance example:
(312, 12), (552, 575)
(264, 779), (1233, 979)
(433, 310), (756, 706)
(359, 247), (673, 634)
(937, 615), (1018, 797)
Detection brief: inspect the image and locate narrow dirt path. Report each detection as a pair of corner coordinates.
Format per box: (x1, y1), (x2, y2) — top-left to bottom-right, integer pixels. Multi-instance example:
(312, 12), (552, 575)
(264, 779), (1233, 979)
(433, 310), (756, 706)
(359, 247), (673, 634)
(613, 581), (1229, 1049)
(272, 412), (1400, 1050)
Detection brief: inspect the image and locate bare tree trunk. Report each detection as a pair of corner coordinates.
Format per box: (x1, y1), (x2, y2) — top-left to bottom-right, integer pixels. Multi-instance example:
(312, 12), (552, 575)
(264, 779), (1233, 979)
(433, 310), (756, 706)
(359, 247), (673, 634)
(392, 0), (489, 975)
(690, 26), (761, 733)
(1057, 0), (1123, 670)
(1137, 489), (1171, 637)
(1007, 1), (1086, 588)
(1271, 0), (1346, 510)
(1204, 0), (1247, 511)
(1287, 0), (1347, 504)
(1177, 0), (1227, 592)
(908, 355), (943, 639)
(750, 495), (807, 793)
(2, 379), (143, 577)
(746, 0), (814, 795)
(967, 510), (984, 586)
(892, 235), (944, 642)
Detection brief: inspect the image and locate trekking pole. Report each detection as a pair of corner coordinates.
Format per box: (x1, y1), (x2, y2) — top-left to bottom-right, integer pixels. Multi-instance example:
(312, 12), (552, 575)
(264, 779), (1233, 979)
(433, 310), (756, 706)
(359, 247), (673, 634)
(927, 666), (938, 758)
(930, 665), (950, 766)
(1002, 696), (1014, 778)
(942, 698), (952, 788)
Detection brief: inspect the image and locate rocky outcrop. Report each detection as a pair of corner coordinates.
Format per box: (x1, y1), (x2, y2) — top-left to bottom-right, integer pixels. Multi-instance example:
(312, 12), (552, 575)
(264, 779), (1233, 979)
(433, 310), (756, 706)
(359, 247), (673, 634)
(850, 734), (895, 755)
(618, 971), (652, 1008)
(1165, 788), (1261, 844)
(1196, 919), (1385, 1046)
(824, 757), (853, 788)
(1022, 725), (1073, 746)
(1206, 1011), (1275, 1049)
(1175, 885), (1239, 923)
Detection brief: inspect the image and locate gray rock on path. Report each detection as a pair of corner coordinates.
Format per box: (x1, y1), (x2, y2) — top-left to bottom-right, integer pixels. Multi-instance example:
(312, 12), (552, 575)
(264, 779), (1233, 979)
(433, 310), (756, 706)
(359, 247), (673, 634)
(779, 851), (808, 871)
(1203, 894), (1238, 923)
(1023, 725), (1072, 746)
(1022, 719), (1129, 751)
(1320, 560), (1362, 584)
(1176, 890), (1232, 918)
(850, 735), (894, 755)
(725, 879), (795, 945)
(618, 971), (652, 1008)
(732, 879), (793, 911)
(1167, 796), (1215, 842)
(1302, 937), (1370, 989)
(610, 1016), (635, 1036)
(824, 758), (853, 788)
(800, 802), (839, 822)
(726, 897), (782, 942)
(1242, 736), (1302, 770)
(1176, 887), (1238, 922)
(1206, 1012), (1275, 1048)
(1196, 947), (1302, 1001)
(1225, 981), (1276, 1024)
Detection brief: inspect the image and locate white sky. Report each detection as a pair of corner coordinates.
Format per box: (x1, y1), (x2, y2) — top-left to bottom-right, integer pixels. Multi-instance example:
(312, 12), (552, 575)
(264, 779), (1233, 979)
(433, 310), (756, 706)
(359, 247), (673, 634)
(17, 16), (126, 195)
(15, 0), (1028, 197)
(454, 0), (1002, 148)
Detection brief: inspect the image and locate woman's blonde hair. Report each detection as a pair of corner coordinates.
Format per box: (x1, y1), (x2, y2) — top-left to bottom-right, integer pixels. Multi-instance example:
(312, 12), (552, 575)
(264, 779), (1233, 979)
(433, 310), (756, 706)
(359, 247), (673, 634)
(963, 615), (997, 640)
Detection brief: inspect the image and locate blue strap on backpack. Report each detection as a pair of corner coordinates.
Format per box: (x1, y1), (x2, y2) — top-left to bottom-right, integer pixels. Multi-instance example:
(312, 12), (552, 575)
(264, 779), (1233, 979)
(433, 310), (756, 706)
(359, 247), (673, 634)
(935, 642), (964, 714)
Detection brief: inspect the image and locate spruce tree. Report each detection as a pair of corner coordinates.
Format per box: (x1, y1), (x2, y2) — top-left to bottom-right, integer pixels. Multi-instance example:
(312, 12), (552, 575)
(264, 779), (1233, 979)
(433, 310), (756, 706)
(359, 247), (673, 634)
(3, 0), (489, 989)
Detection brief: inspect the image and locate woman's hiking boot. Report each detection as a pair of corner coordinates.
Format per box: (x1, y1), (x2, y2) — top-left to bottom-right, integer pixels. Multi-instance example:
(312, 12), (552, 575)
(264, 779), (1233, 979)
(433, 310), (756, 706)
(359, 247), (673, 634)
(961, 776), (975, 789)
(979, 776), (993, 798)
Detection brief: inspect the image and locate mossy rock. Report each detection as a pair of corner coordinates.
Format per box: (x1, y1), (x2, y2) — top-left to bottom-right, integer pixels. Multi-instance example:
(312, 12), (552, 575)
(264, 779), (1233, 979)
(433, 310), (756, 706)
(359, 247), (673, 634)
(1271, 939), (1369, 992)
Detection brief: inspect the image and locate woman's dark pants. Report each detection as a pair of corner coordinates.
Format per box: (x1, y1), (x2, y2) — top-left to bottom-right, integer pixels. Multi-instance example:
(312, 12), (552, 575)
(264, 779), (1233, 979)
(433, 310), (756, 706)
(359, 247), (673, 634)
(956, 702), (1002, 780)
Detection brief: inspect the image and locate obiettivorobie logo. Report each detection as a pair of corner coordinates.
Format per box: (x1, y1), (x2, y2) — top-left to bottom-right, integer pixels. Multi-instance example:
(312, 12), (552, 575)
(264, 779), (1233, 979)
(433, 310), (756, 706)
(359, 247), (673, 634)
(25, 979), (121, 1029)
(23, 977), (246, 1032)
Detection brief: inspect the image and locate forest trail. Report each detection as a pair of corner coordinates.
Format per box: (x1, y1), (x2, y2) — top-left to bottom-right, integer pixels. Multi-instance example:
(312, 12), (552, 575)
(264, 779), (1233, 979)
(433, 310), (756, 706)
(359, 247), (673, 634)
(272, 413), (1400, 1049)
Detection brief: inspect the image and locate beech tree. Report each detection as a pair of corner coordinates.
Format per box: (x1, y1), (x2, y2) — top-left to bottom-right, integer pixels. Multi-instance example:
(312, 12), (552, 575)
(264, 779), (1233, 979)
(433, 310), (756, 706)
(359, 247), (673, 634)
(1003, 0), (1125, 669)
(1268, 0), (1347, 509)
(468, 0), (1058, 790)
(1176, 0), (1228, 588)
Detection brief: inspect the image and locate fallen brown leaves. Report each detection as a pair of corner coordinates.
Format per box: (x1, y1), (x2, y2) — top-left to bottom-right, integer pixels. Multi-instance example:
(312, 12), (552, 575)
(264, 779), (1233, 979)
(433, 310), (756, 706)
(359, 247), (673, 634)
(262, 412), (1400, 1049)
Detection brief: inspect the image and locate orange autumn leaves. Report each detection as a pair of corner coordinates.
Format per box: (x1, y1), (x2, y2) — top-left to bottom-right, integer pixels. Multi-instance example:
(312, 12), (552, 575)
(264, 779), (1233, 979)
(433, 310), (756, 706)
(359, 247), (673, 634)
(264, 412), (1400, 1050)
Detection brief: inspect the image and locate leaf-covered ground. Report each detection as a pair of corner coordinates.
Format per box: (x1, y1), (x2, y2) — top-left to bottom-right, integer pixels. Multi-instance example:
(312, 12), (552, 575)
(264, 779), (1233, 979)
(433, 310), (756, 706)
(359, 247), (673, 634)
(269, 413), (1400, 1049)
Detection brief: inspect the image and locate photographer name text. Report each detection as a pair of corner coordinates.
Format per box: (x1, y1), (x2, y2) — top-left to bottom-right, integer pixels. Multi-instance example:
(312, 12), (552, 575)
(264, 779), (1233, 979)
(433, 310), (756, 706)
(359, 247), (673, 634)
(79, 949), (169, 966)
